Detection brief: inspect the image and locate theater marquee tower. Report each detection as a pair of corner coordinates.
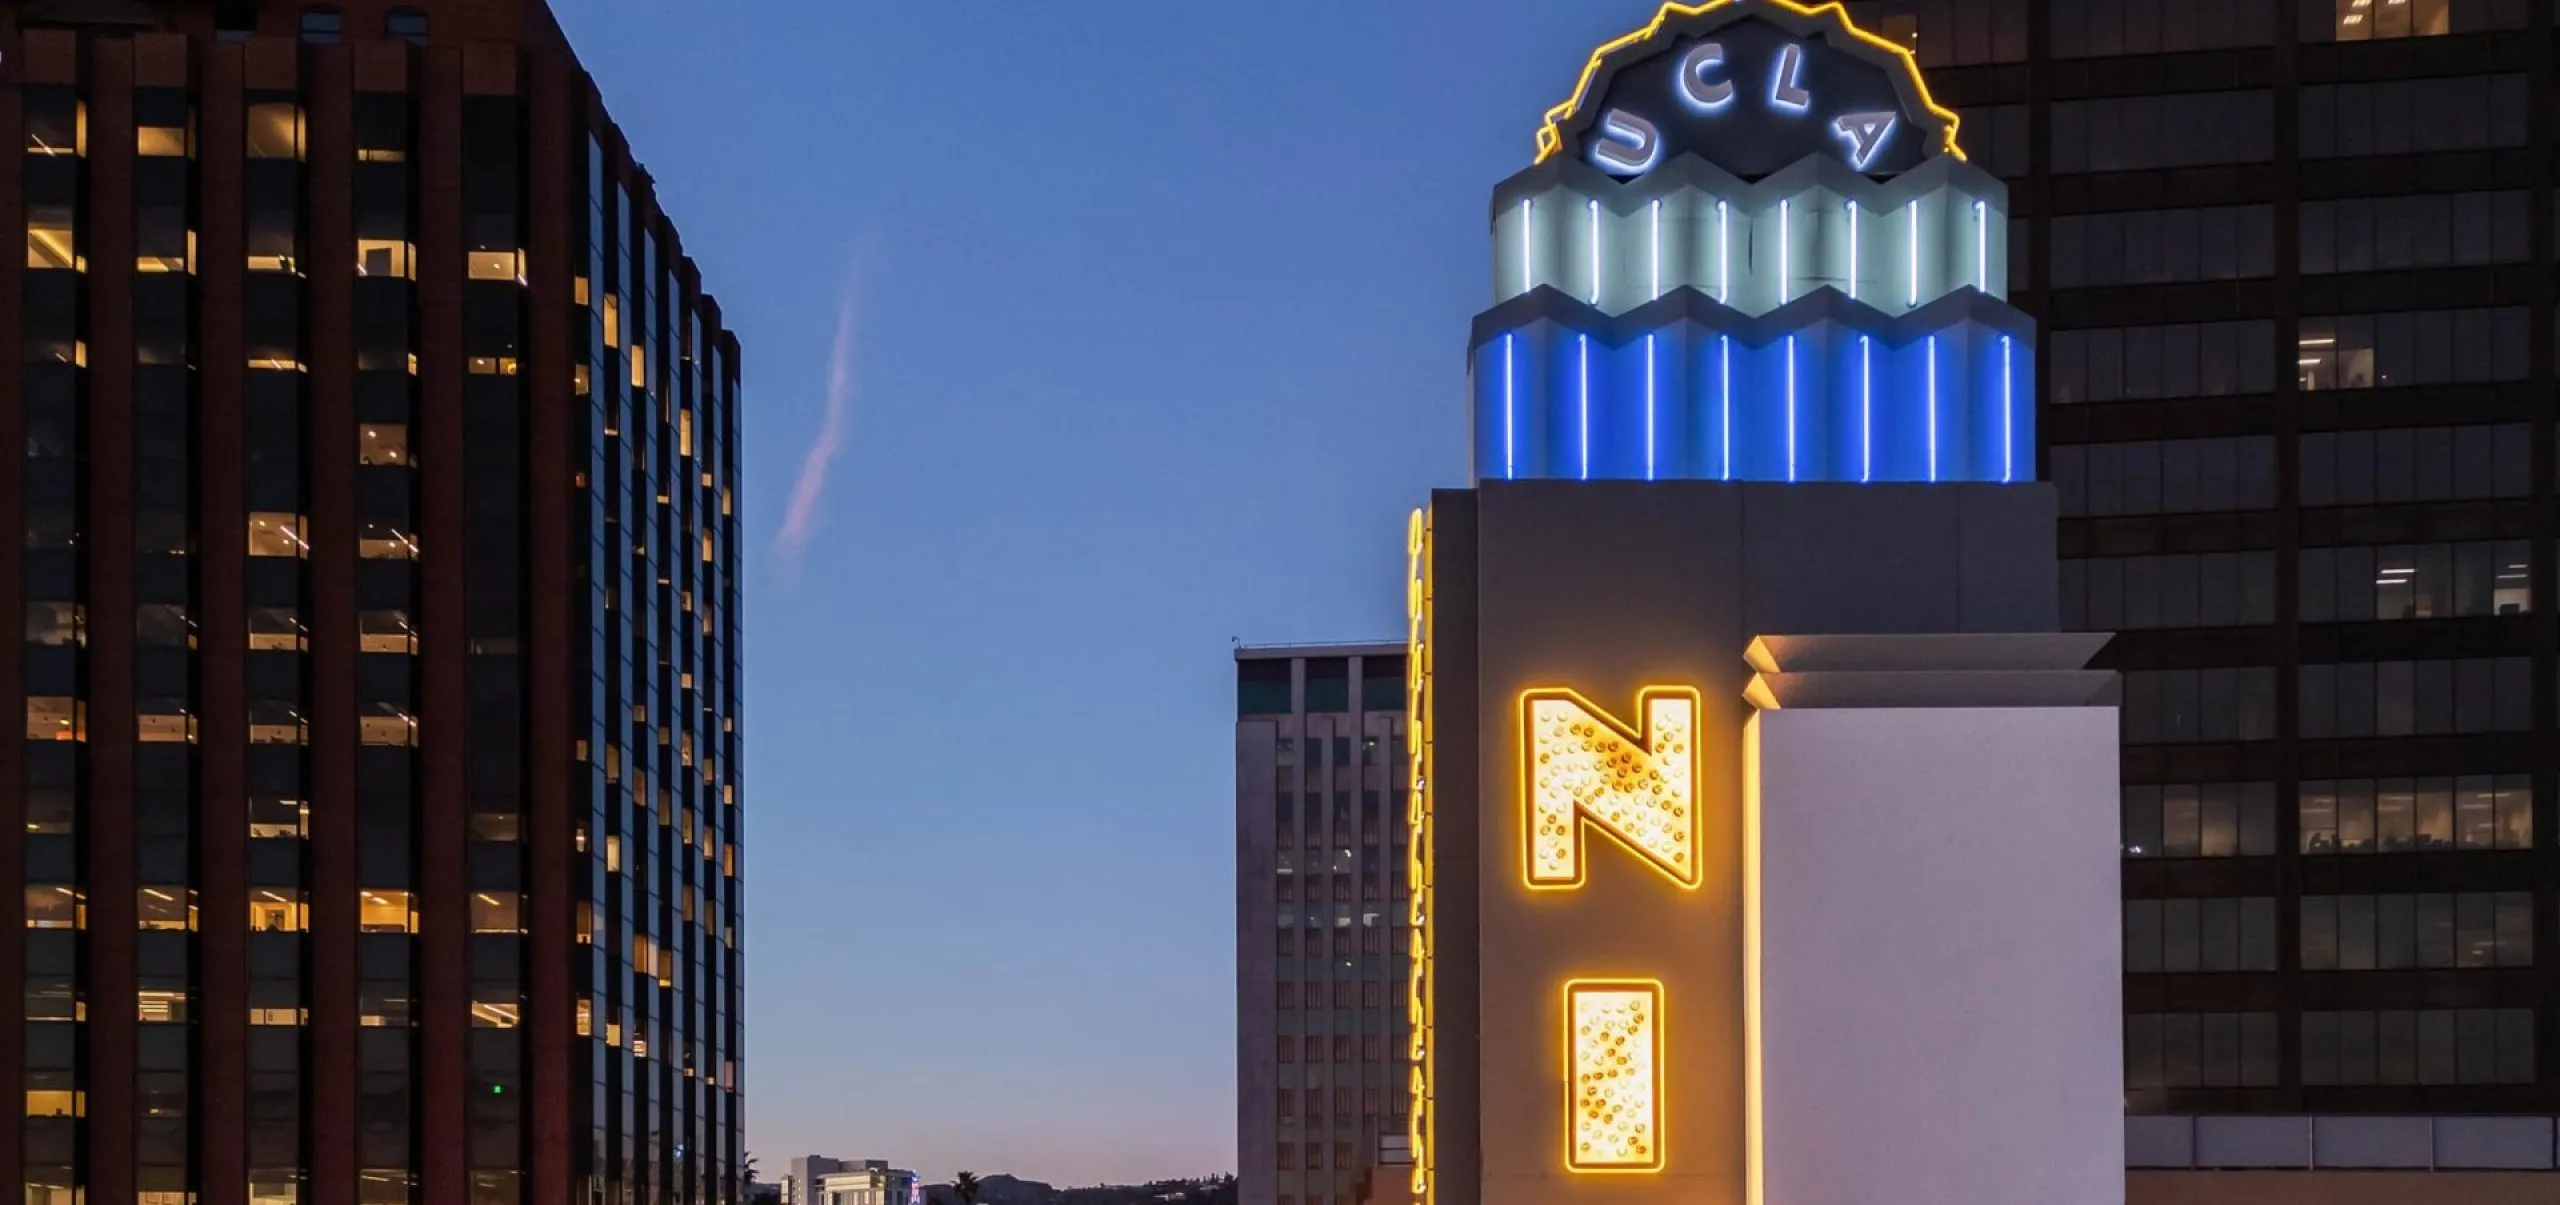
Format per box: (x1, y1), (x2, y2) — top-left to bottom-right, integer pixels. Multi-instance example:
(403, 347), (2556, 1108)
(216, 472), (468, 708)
(1404, 4), (2124, 1204)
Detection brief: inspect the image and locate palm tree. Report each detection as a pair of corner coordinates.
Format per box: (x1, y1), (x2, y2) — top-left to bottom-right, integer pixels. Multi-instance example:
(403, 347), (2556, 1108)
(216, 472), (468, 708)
(742, 1152), (761, 1187)
(953, 1171), (983, 1205)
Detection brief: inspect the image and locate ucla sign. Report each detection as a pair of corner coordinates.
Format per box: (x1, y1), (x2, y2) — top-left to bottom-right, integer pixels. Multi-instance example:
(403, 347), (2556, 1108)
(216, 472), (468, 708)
(1541, 2), (1960, 179)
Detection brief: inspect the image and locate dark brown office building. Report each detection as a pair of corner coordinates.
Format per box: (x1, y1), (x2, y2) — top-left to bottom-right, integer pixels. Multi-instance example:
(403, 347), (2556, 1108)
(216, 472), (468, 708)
(1830, 0), (2553, 1118)
(0, 2), (746, 1203)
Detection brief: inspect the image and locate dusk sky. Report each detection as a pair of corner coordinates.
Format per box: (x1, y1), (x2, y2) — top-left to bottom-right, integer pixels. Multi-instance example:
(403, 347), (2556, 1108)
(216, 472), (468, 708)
(549, 0), (1646, 1185)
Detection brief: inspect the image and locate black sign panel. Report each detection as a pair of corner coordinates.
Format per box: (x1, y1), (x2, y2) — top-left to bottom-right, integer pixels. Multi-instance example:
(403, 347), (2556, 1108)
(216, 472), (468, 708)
(1568, 15), (1943, 180)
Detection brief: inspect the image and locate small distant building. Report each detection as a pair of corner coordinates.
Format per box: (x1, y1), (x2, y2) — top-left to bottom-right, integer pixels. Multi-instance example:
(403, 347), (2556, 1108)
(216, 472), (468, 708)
(785, 1157), (919, 1205)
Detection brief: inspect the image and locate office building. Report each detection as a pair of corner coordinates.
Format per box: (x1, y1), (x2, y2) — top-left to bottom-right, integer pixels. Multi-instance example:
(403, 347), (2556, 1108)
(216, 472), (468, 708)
(1827, 0), (2558, 1122)
(782, 1158), (915, 1205)
(1235, 646), (1413, 1205)
(1, 2), (744, 1203)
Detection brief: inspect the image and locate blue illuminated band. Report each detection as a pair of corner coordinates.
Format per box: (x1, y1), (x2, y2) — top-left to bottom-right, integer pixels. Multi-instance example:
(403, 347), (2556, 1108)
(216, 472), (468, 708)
(1465, 294), (2035, 486)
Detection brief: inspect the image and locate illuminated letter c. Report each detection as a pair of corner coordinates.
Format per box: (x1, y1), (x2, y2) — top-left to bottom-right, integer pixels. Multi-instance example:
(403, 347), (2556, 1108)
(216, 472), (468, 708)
(1677, 41), (1733, 112)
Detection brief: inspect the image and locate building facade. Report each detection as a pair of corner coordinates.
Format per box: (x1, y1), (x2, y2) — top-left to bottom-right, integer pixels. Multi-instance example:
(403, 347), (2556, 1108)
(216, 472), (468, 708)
(1, 2), (745, 1203)
(1235, 646), (1412, 1205)
(781, 1158), (914, 1205)
(1827, 0), (2559, 1116)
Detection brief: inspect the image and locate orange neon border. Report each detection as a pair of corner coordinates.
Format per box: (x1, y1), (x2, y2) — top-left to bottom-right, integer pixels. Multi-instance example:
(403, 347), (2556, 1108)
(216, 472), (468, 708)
(1563, 978), (1669, 1173)
(1519, 686), (1705, 891)
(1531, 0), (1966, 166)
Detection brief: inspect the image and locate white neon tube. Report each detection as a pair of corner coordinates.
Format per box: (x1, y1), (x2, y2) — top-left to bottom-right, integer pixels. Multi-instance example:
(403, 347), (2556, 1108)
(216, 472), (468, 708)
(1907, 201), (1919, 307)
(1650, 199), (1662, 301)
(1587, 198), (1601, 307)
(1974, 198), (1987, 293)
(1846, 200), (1859, 302)
(1718, 199), (1730, 304)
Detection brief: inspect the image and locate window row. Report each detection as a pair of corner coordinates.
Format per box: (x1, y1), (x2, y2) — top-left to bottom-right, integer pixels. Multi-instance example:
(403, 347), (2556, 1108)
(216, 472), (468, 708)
(2123, 897), (2279, 973)
(2125, 1012), (2280, 1089)
(2296, 309), (2530, 390)
(2300, 424), (2531, 506)
(2306, 0), (2532, 42)
(2122, 668), (2278, 744)
(2051, 437), (2278, 518)
(2301, 892), (2532, 970)
(2061, 0), (2276, 55)
(2301, 1010), (2535, 1085)
(2300, 775), (2534, 853)
(2299, 542), (2531, 622)
(2301, 192), (2531, 275)
(2300, 76), (2530, 158)
(2122, 783), (2280, 858)
(1272, 1034), (1400, 1063)
(20, 887), (514, 933)
(2051, 321), (2276, 404)
(2049, 206), (2274, 289)
(286, 6), (431, 45)
(1850, 0), (2031, 66)
(2051, 92), (2273, 174)
(2298, 658), (2532, 738)
(23, 604), (416, 654)
(2061, 552), (2277, 632)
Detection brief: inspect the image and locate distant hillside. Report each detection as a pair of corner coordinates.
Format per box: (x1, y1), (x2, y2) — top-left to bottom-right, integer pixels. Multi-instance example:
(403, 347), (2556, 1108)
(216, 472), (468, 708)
(924, 1174), (1236, 1205)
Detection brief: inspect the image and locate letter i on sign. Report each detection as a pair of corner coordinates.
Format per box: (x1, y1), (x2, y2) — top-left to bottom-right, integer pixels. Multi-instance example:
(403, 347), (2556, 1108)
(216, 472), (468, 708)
(1523, 688), (1699, 1175)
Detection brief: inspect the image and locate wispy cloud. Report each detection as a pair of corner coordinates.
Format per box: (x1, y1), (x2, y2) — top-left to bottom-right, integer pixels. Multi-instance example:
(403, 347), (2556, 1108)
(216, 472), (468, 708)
(775, 261), (864, 584)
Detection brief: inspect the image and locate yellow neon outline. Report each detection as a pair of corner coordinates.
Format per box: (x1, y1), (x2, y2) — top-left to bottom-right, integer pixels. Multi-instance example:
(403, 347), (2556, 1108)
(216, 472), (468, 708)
(1742, 713), (1766, 1205)
(1531, 0), (1965, 166)
(1519, 686), (1704, 891)
(1405, 507), (1436, 1204)
(1563, 978), (1668, 1174)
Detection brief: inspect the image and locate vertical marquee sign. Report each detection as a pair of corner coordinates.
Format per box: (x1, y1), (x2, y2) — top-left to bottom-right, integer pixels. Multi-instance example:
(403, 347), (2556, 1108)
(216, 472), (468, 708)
(1411, 2), (2035, 1204)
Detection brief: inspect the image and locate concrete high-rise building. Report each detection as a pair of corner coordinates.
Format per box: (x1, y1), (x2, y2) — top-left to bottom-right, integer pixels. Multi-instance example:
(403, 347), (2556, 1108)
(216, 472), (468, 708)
(1235, 646), (1413, 1205)
(0, 3), (745, 1203)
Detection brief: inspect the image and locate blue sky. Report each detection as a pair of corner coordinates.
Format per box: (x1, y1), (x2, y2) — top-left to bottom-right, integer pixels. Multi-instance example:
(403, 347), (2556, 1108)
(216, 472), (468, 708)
(549, 0), (1647, 1185)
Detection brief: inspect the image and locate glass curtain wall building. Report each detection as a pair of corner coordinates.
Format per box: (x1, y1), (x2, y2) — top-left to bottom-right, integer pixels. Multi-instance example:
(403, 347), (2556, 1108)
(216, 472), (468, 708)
(0, 2), (746, 1203)
(1838, 0), (2555, 1112)
(1236, 647), (1413, 1205)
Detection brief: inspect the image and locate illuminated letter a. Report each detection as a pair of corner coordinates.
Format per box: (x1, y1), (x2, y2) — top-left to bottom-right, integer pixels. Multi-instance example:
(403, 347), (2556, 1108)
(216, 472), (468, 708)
(1522, 687), (1702, 889)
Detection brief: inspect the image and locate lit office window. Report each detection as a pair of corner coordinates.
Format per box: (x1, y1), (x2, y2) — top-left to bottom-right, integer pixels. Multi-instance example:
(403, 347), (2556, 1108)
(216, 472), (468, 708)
(2299, 775), (2531, 853)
